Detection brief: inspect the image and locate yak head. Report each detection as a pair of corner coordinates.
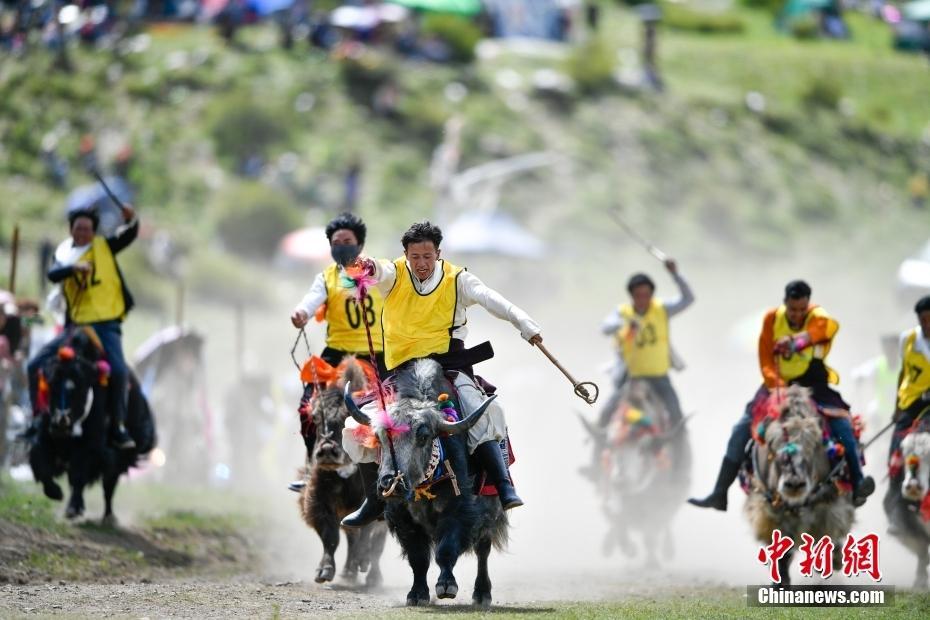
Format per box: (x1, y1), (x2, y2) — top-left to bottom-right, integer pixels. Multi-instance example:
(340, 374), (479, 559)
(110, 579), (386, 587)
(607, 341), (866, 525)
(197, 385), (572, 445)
(344, 359), (494, 500)
(761, 386), (826, 508)
(901, 431), (930, 503)
(44, 341), (102, 439)
(310, 358), (369, 471)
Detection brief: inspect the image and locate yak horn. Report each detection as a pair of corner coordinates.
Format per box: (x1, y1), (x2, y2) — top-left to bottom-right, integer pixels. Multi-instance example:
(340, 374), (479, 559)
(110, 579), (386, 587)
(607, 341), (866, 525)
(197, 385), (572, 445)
(437, 395), (497, 435)
(343, 382), (371, 426)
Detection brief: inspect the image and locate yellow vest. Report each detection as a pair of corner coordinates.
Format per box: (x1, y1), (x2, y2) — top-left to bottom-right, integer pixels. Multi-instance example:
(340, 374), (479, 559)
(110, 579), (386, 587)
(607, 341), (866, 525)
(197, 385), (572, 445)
(322, 263), (383, 353)
(617, 299), (670, 377)
(772, 305), (839, 384)
(63, 237), (125, 325)
(382, 258), (462, 371)
(897, 329), (930, 410)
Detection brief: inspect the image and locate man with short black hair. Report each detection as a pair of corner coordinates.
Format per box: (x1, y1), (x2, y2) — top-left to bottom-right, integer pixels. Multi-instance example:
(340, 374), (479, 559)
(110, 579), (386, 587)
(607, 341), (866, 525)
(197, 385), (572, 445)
(27, 205), (139, 451)
(888, 295), (930, 460)
(340, 221), (542, 528)
(579, 260), (694, 480)
(600, 260), (693, 427)
(688, 280), (875, 511)
(288, 213), (384, 492)
(885, 295), (930, 534)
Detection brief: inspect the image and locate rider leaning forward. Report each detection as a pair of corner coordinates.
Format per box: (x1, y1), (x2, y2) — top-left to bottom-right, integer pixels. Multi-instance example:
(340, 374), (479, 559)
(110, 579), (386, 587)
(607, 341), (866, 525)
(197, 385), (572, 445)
(689, 280), (875, 511)
(338, 221), (543, 528)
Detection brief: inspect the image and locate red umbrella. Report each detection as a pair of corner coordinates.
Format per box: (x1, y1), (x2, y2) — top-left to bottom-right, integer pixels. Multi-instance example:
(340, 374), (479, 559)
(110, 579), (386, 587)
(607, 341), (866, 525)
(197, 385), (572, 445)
(278, 226), (331, 263)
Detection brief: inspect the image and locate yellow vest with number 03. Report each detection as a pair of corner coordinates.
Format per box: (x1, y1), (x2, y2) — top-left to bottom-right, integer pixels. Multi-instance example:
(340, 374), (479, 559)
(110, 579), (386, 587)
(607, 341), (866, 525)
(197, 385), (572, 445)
(382, 258), (462, 371)
(63, 237), (126, 325)
(772, 305), (839, 384)
(322, 263), (383, 353)
(616, 299), (670, 377)
(897, 328), (930, 410)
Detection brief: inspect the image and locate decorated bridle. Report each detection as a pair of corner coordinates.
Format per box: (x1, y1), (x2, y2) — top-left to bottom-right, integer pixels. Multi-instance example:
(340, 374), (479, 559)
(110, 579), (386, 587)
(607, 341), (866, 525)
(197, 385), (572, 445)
(339, 261), (406, 495)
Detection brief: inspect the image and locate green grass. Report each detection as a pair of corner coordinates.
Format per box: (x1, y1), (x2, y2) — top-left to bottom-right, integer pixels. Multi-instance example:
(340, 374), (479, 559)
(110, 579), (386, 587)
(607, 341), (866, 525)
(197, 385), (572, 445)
(0, 476), (69, 535)
(2, 4), (929, 300)
(142, 509), (249, 537)
(0, 478), (254, 581)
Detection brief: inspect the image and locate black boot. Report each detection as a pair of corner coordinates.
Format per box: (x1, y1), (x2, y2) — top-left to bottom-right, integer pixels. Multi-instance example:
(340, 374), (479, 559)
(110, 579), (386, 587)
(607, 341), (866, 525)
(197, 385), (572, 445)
(342, 462), (384, 529)
(852, 475), (875, 508)
(109, 374), (135, 450)
(688, 457), (740, 511)
(474, 441), (523, 510)
(112, 423), (135, 450)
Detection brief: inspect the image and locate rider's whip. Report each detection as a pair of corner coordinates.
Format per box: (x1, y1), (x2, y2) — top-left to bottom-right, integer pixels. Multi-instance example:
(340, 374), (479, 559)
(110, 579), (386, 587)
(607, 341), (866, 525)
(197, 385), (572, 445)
(605, 208), (668, 263)
(92, 170), (128, 210)
(534, 341), (599, 404)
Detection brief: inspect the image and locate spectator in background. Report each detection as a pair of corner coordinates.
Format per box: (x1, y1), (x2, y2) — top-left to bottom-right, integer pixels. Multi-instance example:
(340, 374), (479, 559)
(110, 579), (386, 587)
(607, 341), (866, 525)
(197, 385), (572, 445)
(343, 157), (362, 213)
(909, 172), (928, 209)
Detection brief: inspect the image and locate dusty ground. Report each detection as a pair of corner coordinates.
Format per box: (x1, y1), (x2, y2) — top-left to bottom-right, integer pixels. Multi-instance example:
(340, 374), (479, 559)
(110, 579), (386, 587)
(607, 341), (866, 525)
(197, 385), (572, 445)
(0, 578), (399, 619)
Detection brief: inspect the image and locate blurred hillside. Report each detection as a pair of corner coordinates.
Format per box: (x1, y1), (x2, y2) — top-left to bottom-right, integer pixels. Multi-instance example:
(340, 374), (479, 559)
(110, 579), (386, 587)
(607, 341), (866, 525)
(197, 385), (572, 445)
(2, 1), (929, 311)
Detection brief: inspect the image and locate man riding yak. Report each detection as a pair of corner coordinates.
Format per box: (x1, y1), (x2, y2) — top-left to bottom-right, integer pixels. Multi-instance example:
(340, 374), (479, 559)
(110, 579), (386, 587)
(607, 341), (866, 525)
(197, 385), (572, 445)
(289, 213), (384, 493)
(26, 203), (139, 452)
(582, 259), (693, 479)
(689, 280), (875, 511)
(338, 221), (543, 529)
(886, 295), (930, 533)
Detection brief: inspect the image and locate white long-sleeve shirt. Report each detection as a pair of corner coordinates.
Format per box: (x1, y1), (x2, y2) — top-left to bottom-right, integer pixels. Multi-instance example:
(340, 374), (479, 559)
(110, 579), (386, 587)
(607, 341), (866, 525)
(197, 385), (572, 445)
(599, 272), (695, 335)
(293, 270), (331, 318)
(372, 258), (540, 342)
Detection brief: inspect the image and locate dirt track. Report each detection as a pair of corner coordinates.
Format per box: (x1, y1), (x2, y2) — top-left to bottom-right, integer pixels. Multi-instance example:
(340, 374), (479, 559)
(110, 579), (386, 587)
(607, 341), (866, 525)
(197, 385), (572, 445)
(1, 578), (399, 619)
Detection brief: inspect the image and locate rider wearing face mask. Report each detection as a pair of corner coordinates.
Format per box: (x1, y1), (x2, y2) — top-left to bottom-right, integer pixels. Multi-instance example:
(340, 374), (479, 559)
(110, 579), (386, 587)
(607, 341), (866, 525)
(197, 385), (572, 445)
(288, 213), (384, 491)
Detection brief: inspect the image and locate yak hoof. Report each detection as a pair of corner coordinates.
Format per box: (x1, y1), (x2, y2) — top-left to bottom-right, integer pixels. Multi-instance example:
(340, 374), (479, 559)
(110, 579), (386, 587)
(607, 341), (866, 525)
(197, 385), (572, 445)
(65, 505), (83, 520)
(315, 565), (336, 583)
(42, 480), (64, 501)
(436, 579), (458, 599)
(406, 588), (430, 606)
(101, 514), (118, 529)
(365, 570), (383, 589)
(357, 558), (371, 573)
(472, 592), (492, 608)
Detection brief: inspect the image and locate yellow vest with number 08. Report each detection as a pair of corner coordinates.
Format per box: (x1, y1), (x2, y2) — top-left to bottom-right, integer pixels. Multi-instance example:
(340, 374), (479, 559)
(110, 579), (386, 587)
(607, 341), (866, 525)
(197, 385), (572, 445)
(322, 263), (383, 353)
(63, 237), (126, 325)
(772, 305), (839, 384)
(382, 258), (462, 371)
(617, 299), (670, 377)
(897, 328), (930, 410)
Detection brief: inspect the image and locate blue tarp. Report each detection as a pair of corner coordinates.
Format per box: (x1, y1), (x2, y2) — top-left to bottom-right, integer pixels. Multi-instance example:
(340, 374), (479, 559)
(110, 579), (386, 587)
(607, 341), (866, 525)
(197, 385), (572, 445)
(65, 176), (134, 238)
(246, 0), (295, 17)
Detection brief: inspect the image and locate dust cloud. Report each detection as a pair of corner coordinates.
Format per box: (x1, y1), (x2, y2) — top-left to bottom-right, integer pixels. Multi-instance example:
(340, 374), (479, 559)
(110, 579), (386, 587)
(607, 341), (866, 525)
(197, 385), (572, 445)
(120, 230), (922, 602)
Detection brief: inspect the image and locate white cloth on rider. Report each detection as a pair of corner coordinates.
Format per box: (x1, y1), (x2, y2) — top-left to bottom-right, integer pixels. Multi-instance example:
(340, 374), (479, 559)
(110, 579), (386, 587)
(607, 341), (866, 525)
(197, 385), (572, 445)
(342, 374), (508, 462)
(599, 271), (693, 372)
(294, 271), (329, 318)
(294, 265), (355, 319)
(599, 271), (695, 335)
(371, 259), (540, 341)
(343, 400), (381, 464)
(452, 371), (507, 453)
(45, 238), (91, 316)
